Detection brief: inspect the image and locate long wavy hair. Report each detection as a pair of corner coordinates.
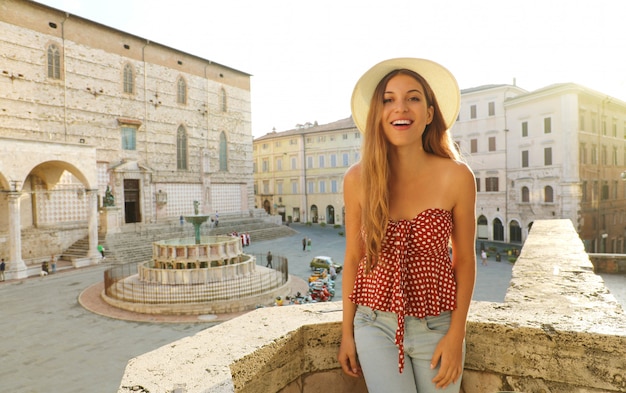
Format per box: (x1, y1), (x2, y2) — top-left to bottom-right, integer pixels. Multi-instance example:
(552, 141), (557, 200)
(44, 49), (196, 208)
(360, 69), (459, 272)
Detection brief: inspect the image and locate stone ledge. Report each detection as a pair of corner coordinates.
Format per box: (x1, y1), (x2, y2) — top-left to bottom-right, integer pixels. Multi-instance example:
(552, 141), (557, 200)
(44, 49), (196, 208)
(118, 220), (626, 393)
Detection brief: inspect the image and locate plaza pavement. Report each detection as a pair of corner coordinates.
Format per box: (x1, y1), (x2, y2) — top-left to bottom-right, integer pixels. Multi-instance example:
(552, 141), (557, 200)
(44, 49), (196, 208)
(1, 222), (623, 393)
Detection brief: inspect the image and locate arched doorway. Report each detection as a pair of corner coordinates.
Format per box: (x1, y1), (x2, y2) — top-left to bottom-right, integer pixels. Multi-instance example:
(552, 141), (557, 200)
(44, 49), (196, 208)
(326, 205), (335, 224)
(510, 220), (522, 243)
(263, 199), (271, 214)
(493, 218), (504, 241)
(310, 205), (318, 223)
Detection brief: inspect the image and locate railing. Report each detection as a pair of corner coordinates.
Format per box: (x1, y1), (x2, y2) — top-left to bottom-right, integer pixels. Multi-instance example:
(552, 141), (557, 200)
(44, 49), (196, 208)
(104, 254), (289, 305)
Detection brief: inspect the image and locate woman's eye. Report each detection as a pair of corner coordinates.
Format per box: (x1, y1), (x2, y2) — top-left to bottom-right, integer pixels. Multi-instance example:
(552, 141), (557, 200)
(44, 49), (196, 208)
(383, 98), (392, 104)
(409, 96), (420, 102)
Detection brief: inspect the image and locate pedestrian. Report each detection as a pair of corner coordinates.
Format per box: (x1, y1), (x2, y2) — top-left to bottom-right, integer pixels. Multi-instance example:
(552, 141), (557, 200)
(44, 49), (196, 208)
(0, 258), (5, 281)
(41, 260), (49, 276)
(307, 238), (312, 252)
(302, 237), (307, 251)
(97, 244), (105, 259)
(50, 254), (56, 274)
(266, 251), (273, 268)
(481, 249), (487, 266)
(337, 58), (476, 393)
(215, 211), (219, 227)
(246, 232), (251, 246)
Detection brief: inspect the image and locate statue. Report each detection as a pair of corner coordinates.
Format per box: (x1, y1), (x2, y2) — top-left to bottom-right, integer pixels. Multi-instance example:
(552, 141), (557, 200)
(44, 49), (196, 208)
(193, 200), (200, 215)
(103, 186), (115, 207)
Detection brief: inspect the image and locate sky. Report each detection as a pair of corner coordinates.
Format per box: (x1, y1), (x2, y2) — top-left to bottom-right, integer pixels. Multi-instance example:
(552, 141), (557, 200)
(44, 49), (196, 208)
(35, 0), (626, 138)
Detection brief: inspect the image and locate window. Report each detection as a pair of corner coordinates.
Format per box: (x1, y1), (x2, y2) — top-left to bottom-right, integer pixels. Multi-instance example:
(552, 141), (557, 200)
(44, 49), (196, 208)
(602, 119), (607, 135)
(601, 181), (609, 200)
(121, 126), (136, 150)
(343, 134), (348, 140)
(319, 155), (325, 168)
(580, 143), (587, 164)
(277, 182), (283, 195)
(601, 145), (608, 165)
(470, 139), (478, 153)
(355, 132), (361, 139)
(521, 121), (528, 137)
(343, 153), (349, 166)
(176, 126), (187, 170)
(319, 181), (326, 193)
(331, 180), (338, 193)
(488, 102), (495, 116)
(580, 114), (585, 131)
(262, 159), (269, 172)
(544, 117), (552, 133)
(177, 77), (187, 104)
(123, 63), (134, 94)
(521, 150), (529, 167)
(274, 141), (281, 147)
(470, 105), (477, 119)
(263, 181), (269, 194)
(591, 144), (597, 164)
(544, 147), (552, 166)
(47, 44), (61, 79)
(291, 157), (297, 170)
(308, 181), (315, 194)
(291, 181), (298, 194)
(544, 186), (554, 203)
(276, 158), (282, 171)
(219, 131), (228, 171)
(220, 88), (227, 112)
(475, 177), (480, 192)
(613, 147), (618, 166)
(307, 156), (313, 168)
(521, 186), (530, 202)
(486, 177), (499, 192)
(330, 154), (337, 168)
(488, 136), (496, 152)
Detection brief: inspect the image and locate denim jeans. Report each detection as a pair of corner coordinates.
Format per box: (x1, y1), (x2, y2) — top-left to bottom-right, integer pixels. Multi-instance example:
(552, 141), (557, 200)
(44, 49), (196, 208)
(353, 305), (464, 393)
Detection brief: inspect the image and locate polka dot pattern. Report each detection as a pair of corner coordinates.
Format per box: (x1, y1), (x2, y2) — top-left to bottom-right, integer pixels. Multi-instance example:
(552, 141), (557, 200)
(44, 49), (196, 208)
(350, 208), (457, 372)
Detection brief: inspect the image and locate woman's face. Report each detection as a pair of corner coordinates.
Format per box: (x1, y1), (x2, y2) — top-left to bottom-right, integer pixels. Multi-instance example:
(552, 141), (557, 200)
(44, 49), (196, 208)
(381, 73), (434, 148)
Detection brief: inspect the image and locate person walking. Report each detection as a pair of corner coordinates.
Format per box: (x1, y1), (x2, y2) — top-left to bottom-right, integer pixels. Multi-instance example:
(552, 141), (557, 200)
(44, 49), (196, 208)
(307, 238), (312, 252)
(266, 251), (273, 268)
(481, 249), (488, 266)
(337, 58), (476, 393)
(302, 237), (307, 251)
(0, 258), (5, 281)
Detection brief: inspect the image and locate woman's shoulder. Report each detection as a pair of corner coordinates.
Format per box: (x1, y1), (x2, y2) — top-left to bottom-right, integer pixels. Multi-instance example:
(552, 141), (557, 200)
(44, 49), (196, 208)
(344, 162), (363, 183)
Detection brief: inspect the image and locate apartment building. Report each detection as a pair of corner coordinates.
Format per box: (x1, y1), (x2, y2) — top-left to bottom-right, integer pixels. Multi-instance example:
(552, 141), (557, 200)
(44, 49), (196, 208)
(255, 83), (626, 252)
(253, 118), (360, 225)
(0, 0), (253, 277)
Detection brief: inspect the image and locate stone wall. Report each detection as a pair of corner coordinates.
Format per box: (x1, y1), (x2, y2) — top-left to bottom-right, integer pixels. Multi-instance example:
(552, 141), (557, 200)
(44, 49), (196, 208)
(118, 219), (626, 393)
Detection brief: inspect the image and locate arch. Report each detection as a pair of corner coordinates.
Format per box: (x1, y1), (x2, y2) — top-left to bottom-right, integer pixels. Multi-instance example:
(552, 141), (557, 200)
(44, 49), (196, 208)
(544, 186), (554, 203)
(477, 214), (488, 239)
(219, 132), (228, 171)
(176, 125), (188, 170)
(509, 220), (522, 243)
(47, 43), (61, 79)
(310, 205), (318, 223)
(493, 217), (504, 241)
(326, 205), (335, 224)
(263, 199), (271, 214)
(521, 186), (530, 203)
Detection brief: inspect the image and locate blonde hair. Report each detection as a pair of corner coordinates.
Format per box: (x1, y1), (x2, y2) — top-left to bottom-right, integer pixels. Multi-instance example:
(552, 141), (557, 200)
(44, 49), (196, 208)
(360, 69), (459, 272)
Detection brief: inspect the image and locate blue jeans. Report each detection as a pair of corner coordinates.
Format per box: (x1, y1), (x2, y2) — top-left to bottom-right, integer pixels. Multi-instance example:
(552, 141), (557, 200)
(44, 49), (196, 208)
(354, 305), (464, 393)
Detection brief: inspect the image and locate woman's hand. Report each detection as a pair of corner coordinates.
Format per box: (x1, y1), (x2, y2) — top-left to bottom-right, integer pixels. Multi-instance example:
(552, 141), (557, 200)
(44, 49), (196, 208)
(430, 332), (464, 389)
(337, 334), (362, 377)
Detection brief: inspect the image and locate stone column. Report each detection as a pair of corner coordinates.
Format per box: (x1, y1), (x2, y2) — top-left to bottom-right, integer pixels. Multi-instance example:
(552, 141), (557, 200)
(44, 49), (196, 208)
(7, 192), (27, 278)
(87, 189), (100, 261)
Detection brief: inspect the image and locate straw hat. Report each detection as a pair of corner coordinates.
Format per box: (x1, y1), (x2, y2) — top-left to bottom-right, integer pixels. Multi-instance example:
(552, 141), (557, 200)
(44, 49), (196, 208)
(350, 58), (460, 133)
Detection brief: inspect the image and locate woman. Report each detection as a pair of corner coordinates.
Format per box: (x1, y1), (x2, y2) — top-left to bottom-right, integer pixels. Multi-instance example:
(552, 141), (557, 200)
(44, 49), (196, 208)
(337, 58), (476, 392)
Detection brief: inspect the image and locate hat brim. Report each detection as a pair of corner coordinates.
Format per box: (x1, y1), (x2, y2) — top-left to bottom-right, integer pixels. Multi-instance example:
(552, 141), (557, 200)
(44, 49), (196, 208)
(351, 58), (460, 133)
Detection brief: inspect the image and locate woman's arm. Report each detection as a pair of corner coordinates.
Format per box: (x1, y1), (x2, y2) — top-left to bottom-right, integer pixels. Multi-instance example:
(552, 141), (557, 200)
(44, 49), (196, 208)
(432, 162), (477, 389)
(337, 163), (364, 377)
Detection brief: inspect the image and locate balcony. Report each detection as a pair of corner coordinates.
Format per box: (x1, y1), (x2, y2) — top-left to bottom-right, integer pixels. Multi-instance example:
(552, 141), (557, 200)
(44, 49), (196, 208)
(117, 220), (626, 393)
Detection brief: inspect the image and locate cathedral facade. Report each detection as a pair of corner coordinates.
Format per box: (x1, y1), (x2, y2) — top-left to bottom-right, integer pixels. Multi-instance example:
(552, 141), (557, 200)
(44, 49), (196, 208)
(0, 0), (253, 278)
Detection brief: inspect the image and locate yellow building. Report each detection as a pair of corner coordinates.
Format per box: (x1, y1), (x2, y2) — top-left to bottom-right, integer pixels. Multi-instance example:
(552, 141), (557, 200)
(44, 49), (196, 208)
(253, 118), (360, 225)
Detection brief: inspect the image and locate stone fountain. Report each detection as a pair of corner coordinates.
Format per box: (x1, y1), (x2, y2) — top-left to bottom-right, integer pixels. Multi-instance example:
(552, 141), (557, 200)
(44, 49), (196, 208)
(101, 202), (292, 315)
(185, 201), (209, 244)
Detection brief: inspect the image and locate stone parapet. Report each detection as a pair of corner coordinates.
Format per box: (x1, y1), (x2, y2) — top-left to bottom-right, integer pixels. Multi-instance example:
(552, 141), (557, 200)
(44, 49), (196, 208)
(118, 219), (626, 393)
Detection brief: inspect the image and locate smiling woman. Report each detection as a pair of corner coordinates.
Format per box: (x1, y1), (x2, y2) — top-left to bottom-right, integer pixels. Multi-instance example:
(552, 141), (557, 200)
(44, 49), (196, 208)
(338, 58), (476, 393)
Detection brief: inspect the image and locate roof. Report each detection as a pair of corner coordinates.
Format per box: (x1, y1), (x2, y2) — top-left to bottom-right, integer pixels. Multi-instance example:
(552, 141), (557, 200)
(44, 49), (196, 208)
(254, 117), (356, 141)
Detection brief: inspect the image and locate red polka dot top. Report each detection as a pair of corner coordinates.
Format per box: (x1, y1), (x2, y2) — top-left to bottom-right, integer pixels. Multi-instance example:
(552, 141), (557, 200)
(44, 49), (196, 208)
(349, 208), (457, 372)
